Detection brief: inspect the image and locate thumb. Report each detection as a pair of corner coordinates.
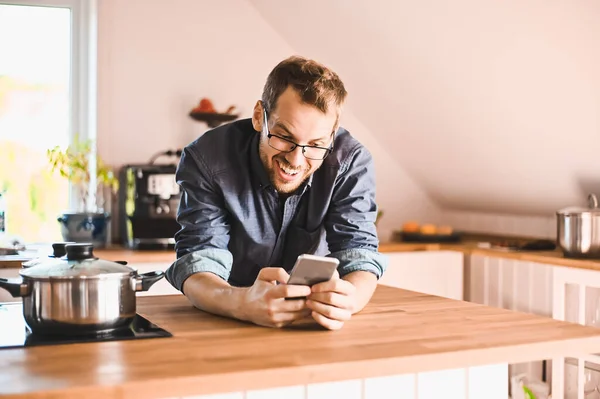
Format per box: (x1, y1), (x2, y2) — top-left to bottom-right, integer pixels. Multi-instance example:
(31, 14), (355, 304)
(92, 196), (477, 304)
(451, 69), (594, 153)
(331, 268), (340, 280)
(256, 267), (290, 285)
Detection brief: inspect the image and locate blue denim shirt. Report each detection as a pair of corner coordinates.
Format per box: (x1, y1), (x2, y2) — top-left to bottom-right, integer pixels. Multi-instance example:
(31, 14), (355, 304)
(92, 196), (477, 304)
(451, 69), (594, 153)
(165, 118), (388, 291)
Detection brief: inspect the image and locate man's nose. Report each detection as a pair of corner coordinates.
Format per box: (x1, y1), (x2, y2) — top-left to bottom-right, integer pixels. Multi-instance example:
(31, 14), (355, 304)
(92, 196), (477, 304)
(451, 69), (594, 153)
(285, 146), (305, 167)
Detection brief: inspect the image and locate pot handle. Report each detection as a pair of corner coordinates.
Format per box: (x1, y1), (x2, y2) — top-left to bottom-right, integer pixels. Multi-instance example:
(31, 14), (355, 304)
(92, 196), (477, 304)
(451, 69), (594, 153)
(0, 278), (30, 298)
(589, 194), (599, 209)
(135, 271), (165, 292)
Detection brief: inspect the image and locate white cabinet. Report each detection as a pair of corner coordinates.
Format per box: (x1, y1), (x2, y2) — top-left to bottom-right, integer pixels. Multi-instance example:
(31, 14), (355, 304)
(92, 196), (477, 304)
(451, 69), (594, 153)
(131, 262), (181, 297)
(466, 254), (553, 316)
(466, 254), (554, 387)
(378, 251), (463, 300)
(176, 363), (508, 399)
(552, 266), (600, 399)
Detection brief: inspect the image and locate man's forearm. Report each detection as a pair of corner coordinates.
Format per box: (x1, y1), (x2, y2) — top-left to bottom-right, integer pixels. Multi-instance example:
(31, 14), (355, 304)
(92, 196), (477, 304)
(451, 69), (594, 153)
(342, 270), (378, 313)
(182, 272), (249, 321)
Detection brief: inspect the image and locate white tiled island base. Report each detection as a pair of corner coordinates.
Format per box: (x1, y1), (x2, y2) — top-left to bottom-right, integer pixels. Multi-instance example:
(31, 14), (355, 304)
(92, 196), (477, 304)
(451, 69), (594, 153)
(179, 363), (508, 399)
(4, 287), (600, 399)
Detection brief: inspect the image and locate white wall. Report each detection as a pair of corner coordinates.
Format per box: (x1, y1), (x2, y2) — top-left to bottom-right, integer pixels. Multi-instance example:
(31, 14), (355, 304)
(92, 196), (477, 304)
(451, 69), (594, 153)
(249, 0), (600, 218)
(440, 209), (556, 239)
(96, 0), (598, 241)
(95, 0), (440, 243)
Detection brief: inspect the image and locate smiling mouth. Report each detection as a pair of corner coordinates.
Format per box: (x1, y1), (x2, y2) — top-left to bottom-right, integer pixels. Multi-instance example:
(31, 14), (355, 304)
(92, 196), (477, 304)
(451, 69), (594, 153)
(276, 160), (302, 181)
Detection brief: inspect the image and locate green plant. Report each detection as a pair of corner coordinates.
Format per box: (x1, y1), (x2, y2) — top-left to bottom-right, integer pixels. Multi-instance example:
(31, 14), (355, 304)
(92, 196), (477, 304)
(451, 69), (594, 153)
(47, 136), (118, 212)
(375, 209), (383, 226)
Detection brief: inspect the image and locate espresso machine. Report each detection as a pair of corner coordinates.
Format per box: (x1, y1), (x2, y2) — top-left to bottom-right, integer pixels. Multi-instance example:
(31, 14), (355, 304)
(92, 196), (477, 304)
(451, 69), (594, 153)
(118, 150), (182, 249)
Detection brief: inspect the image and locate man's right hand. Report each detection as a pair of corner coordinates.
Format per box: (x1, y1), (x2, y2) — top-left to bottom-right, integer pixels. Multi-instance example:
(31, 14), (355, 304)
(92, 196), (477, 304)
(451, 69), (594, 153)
(241, 267), (312, 328)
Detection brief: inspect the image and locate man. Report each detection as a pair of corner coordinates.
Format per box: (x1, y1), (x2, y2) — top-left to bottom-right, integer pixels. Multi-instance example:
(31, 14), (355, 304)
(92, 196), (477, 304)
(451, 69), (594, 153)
(165, 56), (387, 330)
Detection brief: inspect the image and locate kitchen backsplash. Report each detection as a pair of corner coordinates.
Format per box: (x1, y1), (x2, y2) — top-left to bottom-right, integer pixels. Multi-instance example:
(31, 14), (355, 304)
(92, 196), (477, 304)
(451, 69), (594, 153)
(440, 210), (556, 239)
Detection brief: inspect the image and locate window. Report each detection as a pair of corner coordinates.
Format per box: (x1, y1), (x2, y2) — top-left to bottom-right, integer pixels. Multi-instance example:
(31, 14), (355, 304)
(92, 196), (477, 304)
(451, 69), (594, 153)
(0, 0), (95, 243)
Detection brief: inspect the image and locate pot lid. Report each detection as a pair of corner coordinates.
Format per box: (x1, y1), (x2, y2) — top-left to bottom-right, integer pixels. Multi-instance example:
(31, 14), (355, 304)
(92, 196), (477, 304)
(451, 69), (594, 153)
(557, 194), (600, 215)
(20, 243), (134, 279)
(21, 242), (77, 268)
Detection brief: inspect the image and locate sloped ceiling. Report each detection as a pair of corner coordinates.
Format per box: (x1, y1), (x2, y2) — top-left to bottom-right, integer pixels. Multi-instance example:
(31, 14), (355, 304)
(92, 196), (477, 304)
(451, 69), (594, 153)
(249, 0), (600, 215)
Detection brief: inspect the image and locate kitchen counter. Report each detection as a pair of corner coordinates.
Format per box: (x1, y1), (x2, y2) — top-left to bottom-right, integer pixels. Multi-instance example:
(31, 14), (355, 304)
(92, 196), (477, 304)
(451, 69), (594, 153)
(2, 240), (600, 272)
(382, 241), (600, 272)
(3, 285), (600, 398)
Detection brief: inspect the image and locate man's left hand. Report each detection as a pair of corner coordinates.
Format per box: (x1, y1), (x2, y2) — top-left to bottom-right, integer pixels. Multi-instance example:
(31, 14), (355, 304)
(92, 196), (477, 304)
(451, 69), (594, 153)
(306, 271), (357, 330)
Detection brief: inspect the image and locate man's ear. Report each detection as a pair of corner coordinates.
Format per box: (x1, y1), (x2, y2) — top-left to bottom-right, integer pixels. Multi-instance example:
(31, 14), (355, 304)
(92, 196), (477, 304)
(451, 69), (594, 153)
(251, 101), (264, 132)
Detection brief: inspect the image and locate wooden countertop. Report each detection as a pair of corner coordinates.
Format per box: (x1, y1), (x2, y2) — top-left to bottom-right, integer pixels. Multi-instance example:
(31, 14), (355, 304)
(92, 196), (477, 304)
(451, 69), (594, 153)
(3, 285), (600, 398)
(2, 240), (600, 272)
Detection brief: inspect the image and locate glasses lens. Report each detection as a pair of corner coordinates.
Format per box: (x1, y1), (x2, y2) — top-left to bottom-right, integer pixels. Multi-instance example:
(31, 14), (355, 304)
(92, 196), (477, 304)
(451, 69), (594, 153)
(268, 135), (295, 152)
(303, 147), (329, 160)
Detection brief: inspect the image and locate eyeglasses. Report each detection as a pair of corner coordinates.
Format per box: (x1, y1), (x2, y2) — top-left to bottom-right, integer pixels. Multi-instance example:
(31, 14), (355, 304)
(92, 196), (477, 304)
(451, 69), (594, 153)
(263, 109), (333, 161)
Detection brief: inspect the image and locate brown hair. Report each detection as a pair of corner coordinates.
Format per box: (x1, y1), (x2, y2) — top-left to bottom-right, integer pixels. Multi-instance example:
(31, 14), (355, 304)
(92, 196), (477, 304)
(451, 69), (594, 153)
(261, 56), (348, 116)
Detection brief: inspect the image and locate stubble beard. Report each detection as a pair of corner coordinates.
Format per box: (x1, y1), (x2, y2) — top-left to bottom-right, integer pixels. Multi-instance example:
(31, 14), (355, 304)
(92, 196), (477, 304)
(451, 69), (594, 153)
(260, 151), (310, 195)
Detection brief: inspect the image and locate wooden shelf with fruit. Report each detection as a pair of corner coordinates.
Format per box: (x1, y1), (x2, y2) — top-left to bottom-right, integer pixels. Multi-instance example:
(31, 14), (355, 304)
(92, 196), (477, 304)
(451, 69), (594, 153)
(189, 98), (239, 128)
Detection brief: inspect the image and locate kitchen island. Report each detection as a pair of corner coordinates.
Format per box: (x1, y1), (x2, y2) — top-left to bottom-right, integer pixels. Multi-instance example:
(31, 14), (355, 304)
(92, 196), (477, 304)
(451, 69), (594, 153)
(2, 285), (600, 399)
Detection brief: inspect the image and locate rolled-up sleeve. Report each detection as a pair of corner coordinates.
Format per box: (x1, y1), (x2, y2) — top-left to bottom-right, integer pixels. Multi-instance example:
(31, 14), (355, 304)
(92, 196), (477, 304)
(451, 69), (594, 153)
(166, 248), (233, 292)
(325, 145), (388, 279)
(165, 146), (233, 292)
(330, 248), (387, 279)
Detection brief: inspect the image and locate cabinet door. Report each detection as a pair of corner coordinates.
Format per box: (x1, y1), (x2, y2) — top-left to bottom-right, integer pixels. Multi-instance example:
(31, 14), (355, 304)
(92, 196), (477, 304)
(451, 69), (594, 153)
(467, 255), (553, 317)
(467, 255), (553, 387)
(378, 251), (463, 300)
(131, 262), (181, 296)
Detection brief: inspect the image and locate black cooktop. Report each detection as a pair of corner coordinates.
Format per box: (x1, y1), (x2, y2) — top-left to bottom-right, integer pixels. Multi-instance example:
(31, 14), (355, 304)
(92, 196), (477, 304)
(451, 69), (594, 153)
(0, 303), (172, 349)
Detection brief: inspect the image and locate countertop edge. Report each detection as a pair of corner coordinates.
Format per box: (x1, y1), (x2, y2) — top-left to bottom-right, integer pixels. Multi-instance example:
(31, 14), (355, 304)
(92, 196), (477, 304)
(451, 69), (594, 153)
(128, 336), (600, 397)
(9, 335), (600, 399)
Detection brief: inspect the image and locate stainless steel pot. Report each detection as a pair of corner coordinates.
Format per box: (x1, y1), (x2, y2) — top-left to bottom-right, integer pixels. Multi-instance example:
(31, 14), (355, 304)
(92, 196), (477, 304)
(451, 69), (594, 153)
(0, 243), (164, 335)
(557, 194), (600, 258)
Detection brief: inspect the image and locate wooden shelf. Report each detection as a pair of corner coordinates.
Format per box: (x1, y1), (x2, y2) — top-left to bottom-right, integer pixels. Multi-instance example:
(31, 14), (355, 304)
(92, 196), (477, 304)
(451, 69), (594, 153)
(188, 111), (238, 128)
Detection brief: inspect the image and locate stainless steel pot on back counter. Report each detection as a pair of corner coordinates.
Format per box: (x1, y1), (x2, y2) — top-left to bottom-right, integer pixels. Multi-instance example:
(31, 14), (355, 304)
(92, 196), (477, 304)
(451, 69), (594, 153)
(0, 243), (164, 335)
(557, 194), (600, 259)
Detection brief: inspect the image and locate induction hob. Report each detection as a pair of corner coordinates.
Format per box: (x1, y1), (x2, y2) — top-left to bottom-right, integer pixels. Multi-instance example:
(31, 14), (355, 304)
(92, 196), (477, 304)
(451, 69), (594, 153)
(0, 303), (172, 349)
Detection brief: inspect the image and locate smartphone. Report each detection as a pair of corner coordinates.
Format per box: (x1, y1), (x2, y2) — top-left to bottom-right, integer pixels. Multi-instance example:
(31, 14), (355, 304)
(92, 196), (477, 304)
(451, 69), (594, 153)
(287, 254), (339, 286)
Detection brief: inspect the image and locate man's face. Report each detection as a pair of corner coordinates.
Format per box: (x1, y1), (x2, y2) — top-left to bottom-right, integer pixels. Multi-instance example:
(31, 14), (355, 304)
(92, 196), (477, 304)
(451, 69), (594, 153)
(254, 87), (338, 195)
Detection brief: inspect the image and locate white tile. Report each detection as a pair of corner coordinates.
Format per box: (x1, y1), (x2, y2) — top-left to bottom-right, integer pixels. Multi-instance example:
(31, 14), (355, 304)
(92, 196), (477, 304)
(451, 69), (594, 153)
(306, 379), (361, 399)
(468, 363), (508, 399)
(487, 257), (501, 308)
(417, 368), (466, 399)
(364, 374), (416, 399)
(514, 261), (532, 313)
(440, 209), (557, 238)
(182, 393), (244, 399)
(246, 385), (305, 399)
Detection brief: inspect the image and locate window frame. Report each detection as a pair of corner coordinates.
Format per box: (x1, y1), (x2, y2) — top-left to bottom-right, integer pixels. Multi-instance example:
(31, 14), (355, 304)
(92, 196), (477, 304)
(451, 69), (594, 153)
(0, 0), (98, 209)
